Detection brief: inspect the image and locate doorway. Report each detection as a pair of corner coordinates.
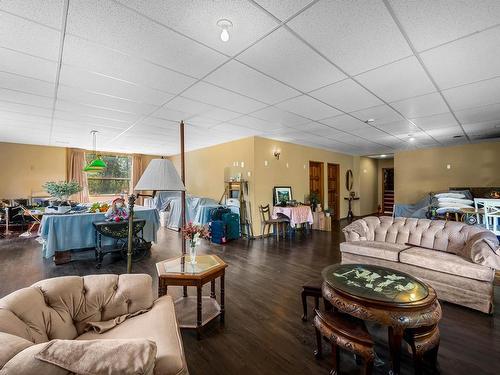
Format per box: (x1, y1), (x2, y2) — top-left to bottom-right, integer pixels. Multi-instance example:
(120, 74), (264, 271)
(309, 161), (324, 208)
(327, 163), (340, 220)
(382, 168), (394, 215)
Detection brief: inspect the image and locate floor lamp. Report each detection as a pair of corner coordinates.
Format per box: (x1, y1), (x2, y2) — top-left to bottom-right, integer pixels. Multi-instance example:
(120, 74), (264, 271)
(129, 158), (186, 273)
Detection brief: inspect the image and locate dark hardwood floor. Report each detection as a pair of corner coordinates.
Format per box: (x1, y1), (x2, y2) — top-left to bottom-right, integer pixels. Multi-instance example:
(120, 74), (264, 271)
(0, 222), (498, 375)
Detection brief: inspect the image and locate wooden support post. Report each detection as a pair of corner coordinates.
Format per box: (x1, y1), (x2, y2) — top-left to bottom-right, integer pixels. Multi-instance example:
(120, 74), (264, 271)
(180, 120), (186, 255)
(127, 194), (135, 273)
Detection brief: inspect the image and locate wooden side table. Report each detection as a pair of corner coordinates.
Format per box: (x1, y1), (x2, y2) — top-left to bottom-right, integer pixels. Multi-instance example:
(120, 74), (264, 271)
(156, 254), (227, 339)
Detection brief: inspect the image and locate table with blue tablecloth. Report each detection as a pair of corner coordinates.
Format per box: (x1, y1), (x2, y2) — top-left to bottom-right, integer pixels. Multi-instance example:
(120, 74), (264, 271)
(39, 206), (160, 258)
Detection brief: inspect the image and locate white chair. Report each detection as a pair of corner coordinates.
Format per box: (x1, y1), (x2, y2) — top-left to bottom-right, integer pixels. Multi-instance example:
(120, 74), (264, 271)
(484, 201), (500, 235)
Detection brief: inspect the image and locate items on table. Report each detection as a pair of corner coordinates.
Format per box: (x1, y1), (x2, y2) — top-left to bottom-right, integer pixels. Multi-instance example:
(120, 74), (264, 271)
(104, 197), (129, 222)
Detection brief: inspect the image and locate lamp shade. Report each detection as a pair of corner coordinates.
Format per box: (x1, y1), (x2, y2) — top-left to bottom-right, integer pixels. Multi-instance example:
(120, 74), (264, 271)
(134, 159), (185, 191)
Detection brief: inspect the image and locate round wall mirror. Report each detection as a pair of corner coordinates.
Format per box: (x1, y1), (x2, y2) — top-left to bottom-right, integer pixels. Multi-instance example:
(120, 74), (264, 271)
(345, 169), (353, 192)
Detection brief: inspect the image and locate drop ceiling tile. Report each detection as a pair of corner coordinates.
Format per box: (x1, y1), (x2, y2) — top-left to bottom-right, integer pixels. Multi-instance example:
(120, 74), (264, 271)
(425, 126), (465, 139)
(253, 0), (314, 20)
(250, 106), (309, 126)
(391, 93), (449, 118)
(379, 119), (418, 135)
(66, 0), (226, 77)
(57, 86), (160, 115)
(0, 72), (55, 97)
(350, 105), (403, 125)
(0, 48), (57, 82)
(287, 0), (412, 75)
(153, 107), (192, 122)
(0, 101), (53, 118)
(409, 112), (458, 130)
(211, 123), (258, 137)
(275, 95), (341, 120)
(55, 100), (141, 123)
(348, 126), (389, 139)
(182, 82), (266, 113)
(442, 77), (500, 111)
(0, 0), (64, 29)
(238, 28), (345, 92)
(201, 108), (242, 122)
(229, 115), (282, 131)
(116, 0), (278, 56)
(421, 28), (500, 89)
(54, 111), (131, 130)
(454, 103), (500, 125)
(0, 88), (52, 108)
(309, 125), (345, 138)
(463, 120), (500, 134)
(318, 114), (366, 131)
(62, 35), (196, 95)
(355, 56), (436, 102)
(59, 65), (173, 105)
(0, 111), (51, 126)
(0, 12), (60, 60)
(205, 60), (299, 104)
(185, 116), (221, 129)
(388, 0), (500, 52)
(162, 96), (214, 118)
(309, 79), (383, 112)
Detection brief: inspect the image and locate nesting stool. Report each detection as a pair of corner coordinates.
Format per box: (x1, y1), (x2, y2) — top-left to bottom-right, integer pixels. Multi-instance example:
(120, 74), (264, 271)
(301, 280), (323, 321)
(404, 325), (440, 375)
(313, 309), (374, 375)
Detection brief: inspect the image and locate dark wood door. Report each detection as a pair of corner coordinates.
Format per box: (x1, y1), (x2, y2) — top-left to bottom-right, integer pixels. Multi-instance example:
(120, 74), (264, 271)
(382, 168), (394, 215)
(309, 161), (324, 207)
(327, 163), (340, 220)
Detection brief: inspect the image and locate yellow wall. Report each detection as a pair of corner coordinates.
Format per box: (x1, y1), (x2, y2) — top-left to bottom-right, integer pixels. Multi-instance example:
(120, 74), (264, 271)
(0, 142), (67, 199)
(394, 141), (500, 203)
(377, 158), (394, 207)
(359, 157), (378, 215)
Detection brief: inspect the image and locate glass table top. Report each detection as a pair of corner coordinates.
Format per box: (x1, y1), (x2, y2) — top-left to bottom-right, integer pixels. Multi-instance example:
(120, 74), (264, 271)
(322, 264), (429, 304)
(158, 255), (223, 275)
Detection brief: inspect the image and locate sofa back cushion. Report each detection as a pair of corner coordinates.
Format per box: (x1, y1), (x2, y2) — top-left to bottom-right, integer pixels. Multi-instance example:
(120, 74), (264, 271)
(360, 216), (487, 253)
(0, 274), (154, 344)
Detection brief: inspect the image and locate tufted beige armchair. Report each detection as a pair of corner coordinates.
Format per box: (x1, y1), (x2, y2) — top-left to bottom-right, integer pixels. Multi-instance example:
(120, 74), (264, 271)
(0, 274), (189, 374)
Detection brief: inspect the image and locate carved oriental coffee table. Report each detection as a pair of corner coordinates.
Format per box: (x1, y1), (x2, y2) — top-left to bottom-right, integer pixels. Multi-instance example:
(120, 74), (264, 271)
(321, 263), (441, 375)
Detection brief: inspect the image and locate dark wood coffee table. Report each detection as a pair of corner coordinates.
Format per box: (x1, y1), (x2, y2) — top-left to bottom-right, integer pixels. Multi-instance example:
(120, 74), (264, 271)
(156, 254), (227, 339)
(321, 263), (442, 375)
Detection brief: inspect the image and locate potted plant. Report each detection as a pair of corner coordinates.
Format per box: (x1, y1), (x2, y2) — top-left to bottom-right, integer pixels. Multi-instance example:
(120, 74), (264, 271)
(181, 222), (211, 264)
(43, 181), (82, 213)
(308, 191), (320, 212)
(324, 208), (332, 217)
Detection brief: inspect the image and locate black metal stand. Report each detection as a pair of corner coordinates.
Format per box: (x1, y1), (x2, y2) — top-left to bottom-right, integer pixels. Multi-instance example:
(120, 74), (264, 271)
(127, 194), (135, 273)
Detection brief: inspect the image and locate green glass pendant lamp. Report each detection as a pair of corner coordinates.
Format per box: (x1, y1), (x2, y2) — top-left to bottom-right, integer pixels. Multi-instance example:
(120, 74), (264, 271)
(83, 130), (107, 173)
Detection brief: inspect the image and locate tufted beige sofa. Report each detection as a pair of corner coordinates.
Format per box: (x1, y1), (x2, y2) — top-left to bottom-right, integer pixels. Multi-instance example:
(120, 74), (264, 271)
(0, 274), (189, 374)
(341, 216), (499, 314)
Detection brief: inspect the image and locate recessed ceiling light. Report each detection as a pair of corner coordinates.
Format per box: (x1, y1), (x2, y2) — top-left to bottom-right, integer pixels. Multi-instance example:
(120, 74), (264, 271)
(380, 154), (386, 158)
(365, 119), (375, 124)
(217, 19), (232, 42)
(408, 136), (415, 142)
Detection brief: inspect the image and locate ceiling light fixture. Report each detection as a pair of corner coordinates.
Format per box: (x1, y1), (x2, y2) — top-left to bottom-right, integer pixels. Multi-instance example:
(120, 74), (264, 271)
(83, 130), (107, 173)
(380, 154), (387, 158)
(365, 119), (375, 124)
(408, 135), (416, 142)
(217, 19), (232, 42)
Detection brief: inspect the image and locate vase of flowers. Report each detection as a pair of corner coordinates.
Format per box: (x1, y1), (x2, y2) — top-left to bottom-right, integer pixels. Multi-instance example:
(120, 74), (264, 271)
(181, 222), (211, 264)
(43, 181), (82, 213)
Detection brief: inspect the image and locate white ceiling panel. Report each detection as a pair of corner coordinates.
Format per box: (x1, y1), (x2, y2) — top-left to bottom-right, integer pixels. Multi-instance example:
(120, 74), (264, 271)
(62, 35), (196, 95)
(309, 79), (383, 113)
(0, 11), (61, 60)
(287, 0), (412, 75)
(0, 101), (53, 118)
(391, 93), (449, 118)
(185, 116), (221, 129)
(348, 126), (390, 140)
(425, 126), (465, 139)
(355, 56), (436, 102)
(379, 119), (418, 135)
(250, 106), (309, 127)
(211, 123), (258, 137)
(0, 0), (64, 29)
(253, 0), (314, 20)
(409, 112), (458, 130)
(463, 120), (500, 135)
(204, 60), (299, 104)
(443, 77), (500, 111)
(454, 103), (500, 125)
(229, 115), (283, 131)
(237, 28), (345, 92)
(182, 82), (266, 113)
(0, 48), (57, 82)
(275, 95), (341, 120)
(388, 0), (500, 52)
(309, 125), (344, 138)
(66, 0), (226, 77)
(421, 28), (500, 89)
(160, 96), (214, 119)
(59, 65), (173, 105)
(116, 0), (279, 56)
(0, 88), (52, 109)
(54, 110), (132, 130)
(319, 115), (366, 131)
(296, 122), (336, 133)
(202, 108), (242, 122)
(350, 105), (403, 125)
(55, 100), (141, 123)
(0, 72), (55, 98)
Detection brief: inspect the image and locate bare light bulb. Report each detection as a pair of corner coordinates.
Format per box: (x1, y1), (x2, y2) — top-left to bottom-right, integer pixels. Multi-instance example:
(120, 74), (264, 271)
(220, 28), (230, 42)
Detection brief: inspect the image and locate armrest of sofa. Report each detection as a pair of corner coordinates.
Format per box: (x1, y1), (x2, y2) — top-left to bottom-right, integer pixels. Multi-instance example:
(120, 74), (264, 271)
(342, 219), (369, 241)
(463, 232), (500, 270)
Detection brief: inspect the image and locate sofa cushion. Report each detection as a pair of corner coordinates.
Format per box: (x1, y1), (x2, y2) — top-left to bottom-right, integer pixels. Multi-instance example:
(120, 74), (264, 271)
(0, 332), (33, 369)
(0, 343), (70, 375)
(340, 241), (410, 262)
(76, 295), (188, 375)
(400, 247), (495, 282)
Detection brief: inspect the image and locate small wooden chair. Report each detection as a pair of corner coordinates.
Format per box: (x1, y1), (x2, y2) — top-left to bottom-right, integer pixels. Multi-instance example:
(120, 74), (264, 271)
(259, 204), (289, 242)
(313, 309), (374, 375)
(301, 280), (323, 321)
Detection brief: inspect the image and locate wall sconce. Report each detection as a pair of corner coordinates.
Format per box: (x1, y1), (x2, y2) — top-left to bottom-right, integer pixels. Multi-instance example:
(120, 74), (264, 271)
(273, 150), (281, 160)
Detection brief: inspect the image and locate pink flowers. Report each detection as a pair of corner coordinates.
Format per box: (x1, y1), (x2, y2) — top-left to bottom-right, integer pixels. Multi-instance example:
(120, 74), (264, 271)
(181, 222), (211, 245)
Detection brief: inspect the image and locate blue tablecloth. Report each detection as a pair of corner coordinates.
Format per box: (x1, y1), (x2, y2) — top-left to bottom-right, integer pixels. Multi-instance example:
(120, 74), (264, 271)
(39, 206), (160, 258)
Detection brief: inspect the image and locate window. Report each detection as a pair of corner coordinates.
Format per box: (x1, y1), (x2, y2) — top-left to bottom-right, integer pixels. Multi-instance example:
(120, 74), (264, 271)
(85, 153), (132, 196)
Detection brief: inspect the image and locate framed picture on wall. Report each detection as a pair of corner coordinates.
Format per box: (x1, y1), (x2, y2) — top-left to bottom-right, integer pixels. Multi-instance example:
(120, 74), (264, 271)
(273, 186), (293, 206)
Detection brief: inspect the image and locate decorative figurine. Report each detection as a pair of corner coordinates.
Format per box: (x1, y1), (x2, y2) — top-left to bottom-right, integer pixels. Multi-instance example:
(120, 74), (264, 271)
(105, 197), (129, 222)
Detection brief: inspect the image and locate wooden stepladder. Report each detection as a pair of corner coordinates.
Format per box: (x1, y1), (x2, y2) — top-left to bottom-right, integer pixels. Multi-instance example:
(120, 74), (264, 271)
(219, 180), (253, 239)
